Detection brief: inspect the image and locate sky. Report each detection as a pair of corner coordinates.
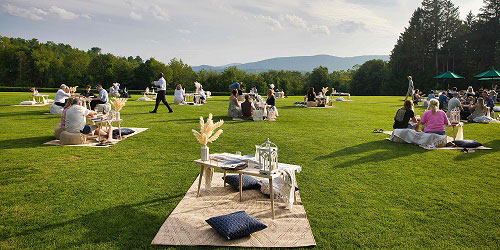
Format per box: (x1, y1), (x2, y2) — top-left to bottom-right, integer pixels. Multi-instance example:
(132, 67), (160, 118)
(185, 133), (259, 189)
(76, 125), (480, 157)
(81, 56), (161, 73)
(0, 0), (484, 66)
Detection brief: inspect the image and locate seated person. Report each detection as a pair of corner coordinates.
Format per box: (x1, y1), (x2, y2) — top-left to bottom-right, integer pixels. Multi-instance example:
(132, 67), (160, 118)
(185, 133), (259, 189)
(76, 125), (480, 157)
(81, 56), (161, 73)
(173, 84), (186, 104)
(304, 87), (317, 106)
(241, 95), (255, 120)
(416, 99), (450, 135)
(468, 97), (489, 122)
(119, 88), (130, 98)
(427, 90), (435, 100)
(196, 86), (206, 104)
(90, 84), (108, 110)
(65, 99), (110, 140)
(438, 91), (448, 110)
(109, 83), (120, 97)
(412, 89), (421, 105)
(447, 92), (463, 116)
(465, 86), (475, 98)
(393, 100), (417, 129)
(54, 84), (71, 107)
(228, 89), (242, 118)
(80, 85), (94, 97)
(266, 89), (278, 119)
(461, 96), (475, 120)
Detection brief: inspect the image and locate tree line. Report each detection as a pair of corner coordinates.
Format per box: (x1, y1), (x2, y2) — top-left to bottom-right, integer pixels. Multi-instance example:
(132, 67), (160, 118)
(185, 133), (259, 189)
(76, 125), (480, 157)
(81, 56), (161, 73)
(0, 0), (498, 95)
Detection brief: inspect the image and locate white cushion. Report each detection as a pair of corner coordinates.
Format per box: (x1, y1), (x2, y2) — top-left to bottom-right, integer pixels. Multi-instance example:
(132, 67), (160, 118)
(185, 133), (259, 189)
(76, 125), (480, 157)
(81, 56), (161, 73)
(60, 131), (85, 145)
(49, 104), (63, 114)
(96, 103), (111, 113)
(20, 101), (36, 105)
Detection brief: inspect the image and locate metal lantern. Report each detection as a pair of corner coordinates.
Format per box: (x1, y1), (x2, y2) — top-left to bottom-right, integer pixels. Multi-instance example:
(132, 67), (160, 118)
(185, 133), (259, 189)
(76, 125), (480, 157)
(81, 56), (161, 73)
(258, 138), (278, 175)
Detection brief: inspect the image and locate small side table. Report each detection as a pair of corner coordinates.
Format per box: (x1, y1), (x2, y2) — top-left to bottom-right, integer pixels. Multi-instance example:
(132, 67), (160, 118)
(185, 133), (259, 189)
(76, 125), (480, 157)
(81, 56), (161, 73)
(450, 122), (464, 140)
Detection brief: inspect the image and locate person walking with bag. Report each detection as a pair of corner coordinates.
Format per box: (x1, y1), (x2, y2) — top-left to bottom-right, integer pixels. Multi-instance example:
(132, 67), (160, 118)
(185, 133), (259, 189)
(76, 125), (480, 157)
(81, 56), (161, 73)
(150, 72), (173, 113)
(404, 76), (414, 101)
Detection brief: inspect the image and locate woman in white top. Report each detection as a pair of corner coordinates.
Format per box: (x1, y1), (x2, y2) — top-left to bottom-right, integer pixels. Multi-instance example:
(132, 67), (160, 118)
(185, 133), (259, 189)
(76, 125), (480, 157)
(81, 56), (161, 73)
(54, 84), (71, 107)
(173, 84), (186, 105)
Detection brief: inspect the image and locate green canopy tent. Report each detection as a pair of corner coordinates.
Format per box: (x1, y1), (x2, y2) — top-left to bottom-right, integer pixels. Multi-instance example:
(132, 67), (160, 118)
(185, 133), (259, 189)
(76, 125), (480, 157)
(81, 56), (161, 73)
(433, 71), (465, 89)
(474, 69), (500, 89)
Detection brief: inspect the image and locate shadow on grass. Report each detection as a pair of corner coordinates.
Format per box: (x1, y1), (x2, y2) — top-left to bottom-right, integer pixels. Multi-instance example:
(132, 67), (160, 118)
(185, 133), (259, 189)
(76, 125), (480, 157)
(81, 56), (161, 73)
(315, 140), (426, 168)
(0, 110), (48, 117)
(0, 136), (54, 149)
(1, 194), (184, 249)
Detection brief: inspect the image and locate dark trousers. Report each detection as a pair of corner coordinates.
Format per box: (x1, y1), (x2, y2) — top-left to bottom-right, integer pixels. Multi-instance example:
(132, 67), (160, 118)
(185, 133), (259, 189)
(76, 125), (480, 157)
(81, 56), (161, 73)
(153, 90), (172, 112)
(90, 100), (106, 110)
(55, 102), (65, 107)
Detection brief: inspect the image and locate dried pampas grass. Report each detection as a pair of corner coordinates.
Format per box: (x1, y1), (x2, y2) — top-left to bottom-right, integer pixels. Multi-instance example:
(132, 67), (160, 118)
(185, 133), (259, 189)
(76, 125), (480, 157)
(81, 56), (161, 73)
(192, 113), (224, 145)
(322, 87), (328, 95)
(111, 97), (127, 111)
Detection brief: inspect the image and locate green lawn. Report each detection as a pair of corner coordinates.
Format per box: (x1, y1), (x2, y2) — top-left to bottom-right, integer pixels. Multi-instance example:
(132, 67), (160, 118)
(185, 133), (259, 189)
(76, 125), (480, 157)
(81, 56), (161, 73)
(0, 92), (499, 249)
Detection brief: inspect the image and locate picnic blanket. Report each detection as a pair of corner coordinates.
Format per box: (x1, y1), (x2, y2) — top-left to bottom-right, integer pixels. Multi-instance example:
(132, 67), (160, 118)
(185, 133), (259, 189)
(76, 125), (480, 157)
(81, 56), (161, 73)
(383, 130), (492, 151)
(151, 172), (316, 248)
(44, 128), (148, 147)
(390, 129), (447, 148)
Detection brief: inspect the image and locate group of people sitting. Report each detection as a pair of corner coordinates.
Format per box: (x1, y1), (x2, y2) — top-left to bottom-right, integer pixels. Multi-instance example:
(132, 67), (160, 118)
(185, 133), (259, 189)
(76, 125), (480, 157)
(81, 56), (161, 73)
(54, 84), (109, 111)
(109, 83), (130, 98)
(173, 84), (207, 105)
(228, 89), (278, 120)
(52, 83), (129, 144)
(393, 99), (449, 135)
(417, 86), (497, 122)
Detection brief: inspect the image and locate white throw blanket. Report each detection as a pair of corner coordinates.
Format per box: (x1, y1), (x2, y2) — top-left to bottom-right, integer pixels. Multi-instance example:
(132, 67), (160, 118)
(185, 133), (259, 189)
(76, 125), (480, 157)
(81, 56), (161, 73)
(259, 165), (300, 209)
(390, 129), (447, 148)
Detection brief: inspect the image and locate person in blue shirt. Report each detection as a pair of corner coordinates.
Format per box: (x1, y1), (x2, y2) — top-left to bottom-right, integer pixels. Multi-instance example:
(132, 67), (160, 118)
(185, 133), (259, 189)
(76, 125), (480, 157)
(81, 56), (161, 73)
(427, 90), (435, 100)
(438, 91), (448, 110)
(90, 84), (108, 110)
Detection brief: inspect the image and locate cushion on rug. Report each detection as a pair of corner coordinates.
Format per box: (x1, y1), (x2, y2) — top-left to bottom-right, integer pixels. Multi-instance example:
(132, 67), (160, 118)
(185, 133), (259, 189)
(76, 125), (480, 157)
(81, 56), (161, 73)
(112, 128), (135, 136)
(54, 124), (64, 140)
(452, 140), (483, 148)
(20, 100), (36, 105)
(60, 131), (85, 145)
(205, 211), (267, 240)
(222, 175), (260, 191)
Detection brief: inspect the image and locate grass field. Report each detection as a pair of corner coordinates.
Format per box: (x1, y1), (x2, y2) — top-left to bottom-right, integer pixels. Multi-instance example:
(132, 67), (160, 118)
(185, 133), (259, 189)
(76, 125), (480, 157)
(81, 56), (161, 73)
(0, 92), (499, 249)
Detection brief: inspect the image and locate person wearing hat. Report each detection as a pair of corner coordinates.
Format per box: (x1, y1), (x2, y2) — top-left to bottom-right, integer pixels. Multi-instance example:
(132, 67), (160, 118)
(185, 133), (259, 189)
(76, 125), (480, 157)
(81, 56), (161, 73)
(54, 84), (71, 107)
(150, 72), (173, 113)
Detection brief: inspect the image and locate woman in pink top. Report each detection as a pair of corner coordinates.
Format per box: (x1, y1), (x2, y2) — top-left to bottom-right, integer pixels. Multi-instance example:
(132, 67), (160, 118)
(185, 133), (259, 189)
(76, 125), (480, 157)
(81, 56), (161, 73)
(418, 99), (450, 135)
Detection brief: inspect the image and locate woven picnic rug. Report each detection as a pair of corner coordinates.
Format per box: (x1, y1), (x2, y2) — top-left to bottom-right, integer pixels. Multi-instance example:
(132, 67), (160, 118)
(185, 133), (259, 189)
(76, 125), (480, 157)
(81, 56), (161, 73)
(44, 128), (148, 147)
(151, 172), (316, 248)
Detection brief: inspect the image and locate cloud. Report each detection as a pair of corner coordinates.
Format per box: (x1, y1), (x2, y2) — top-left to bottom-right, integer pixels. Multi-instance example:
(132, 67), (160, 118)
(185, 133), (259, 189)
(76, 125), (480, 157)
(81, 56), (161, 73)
(129, 11), (142, 20)
(177, 29), (192, 35)
(2, 3), (45, 20)
(151, 39), (160, 44)
(280, 14), (307, 29)
(308, 24), (331, 35)
(50, 6), (78, 20)
(81, 14), (92, 19)
(255, 15), (282, 30)
(149, 4), (168, 21)
(332, 20), (366, 33)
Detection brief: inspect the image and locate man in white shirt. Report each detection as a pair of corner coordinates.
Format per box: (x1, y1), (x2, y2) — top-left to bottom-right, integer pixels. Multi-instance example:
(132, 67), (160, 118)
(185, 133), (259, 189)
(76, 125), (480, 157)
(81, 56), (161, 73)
(54, 84), (71, 107)
(150, 72), (173, 113)
(65, 99), (110, 139)
(404, 76), (414, 101)
(65, 99), (95, 134)
(90, 84), (109, 110)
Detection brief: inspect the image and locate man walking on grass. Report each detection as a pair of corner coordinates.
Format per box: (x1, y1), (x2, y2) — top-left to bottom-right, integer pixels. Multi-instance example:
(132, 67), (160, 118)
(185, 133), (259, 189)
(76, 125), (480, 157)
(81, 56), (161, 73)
(404, 76), (414, 101)
(150, 72), (173, 114)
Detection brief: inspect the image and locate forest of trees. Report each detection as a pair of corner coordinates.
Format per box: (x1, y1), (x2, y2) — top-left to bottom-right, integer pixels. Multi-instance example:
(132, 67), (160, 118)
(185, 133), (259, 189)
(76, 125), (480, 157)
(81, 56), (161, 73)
(0, 0), (498, 95)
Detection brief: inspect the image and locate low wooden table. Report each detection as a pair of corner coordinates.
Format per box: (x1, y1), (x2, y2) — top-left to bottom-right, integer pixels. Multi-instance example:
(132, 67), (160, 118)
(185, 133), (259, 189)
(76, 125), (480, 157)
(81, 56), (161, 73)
(32, 94), (49, 104)
(92, 117), (123, 141)
(185, 93), (201, 104)
(142, 92), (157, 100)
(194, 155), (301, 219)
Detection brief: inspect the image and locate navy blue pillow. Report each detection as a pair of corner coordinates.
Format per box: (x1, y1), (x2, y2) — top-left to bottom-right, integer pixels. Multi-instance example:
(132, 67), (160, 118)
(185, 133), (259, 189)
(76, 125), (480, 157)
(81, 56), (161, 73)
(206, 211), (267, 240)
(112, 128), (135, 138)
(453, 140), (482, 148)
(223, 175), (260, 190)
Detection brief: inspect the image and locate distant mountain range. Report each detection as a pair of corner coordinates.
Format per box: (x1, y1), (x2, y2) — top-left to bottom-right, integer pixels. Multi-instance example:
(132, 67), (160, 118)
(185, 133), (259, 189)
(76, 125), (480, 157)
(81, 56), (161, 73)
(192, 54), (390, 73)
